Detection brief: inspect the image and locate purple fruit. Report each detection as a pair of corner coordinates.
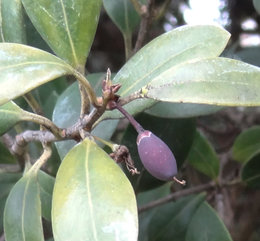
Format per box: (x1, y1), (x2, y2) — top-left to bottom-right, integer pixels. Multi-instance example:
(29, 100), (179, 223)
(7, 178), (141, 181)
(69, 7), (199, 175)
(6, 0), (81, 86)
(137, 130), (178, 181)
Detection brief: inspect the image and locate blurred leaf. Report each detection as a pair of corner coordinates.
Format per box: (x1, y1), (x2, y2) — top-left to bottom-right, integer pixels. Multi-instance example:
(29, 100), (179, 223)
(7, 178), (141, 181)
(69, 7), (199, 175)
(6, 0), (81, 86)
(38, 171), (55, 221)
(148, 193), (206, 241)
(137, 183), (171, 241)
(33, 77), (68, 119)
(0, 0), (26, 43)
(53, 74), (119, 159)
(186, 202), (232, 241)
(4, 171), (44, 241)
(0, 43), (73, 105)
(22, 0), (102, 69)
(101, 25), (230, 120)
(241, 153), (260, 188)
(146, 102), (223, 118)
(24, 13), (53, 52)
(253, 0), (260, 14)
(235, 47), (260, 67)
(187, 131), (219, 180)
(52, 138), (138, 241)
(0, 172), (22, 233)
(232, 126), (260, 163)
(103, 0), (140, 35)
(0, 142), (16, 164)
(0, 101), (26, 135)
(121, 113), (196, 192)
(146, 58), (260, 106)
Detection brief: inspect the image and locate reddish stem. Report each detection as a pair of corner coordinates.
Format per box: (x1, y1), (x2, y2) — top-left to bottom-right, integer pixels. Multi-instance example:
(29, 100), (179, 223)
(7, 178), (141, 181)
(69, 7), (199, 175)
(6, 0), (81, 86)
(115, 102), (144, 134)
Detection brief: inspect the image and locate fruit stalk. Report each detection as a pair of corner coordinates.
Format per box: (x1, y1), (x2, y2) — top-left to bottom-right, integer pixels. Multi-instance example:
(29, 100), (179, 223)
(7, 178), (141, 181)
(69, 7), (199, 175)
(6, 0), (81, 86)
(114, 102), (144, 134)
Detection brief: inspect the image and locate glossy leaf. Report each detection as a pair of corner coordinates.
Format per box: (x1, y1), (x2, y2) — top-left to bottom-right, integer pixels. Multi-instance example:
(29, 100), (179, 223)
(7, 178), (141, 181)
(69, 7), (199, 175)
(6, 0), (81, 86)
(121, 113), (196, 192)
(52, 138), (138, 241)
(0, 0), (26, 43)
(232, 126), (260, 163)
(253, 0), (260, 14)
(103, 0), (140, 35)
(241, 153), (260, 188)
(0, 172), (22, 233)
(0, 101), (26, 135)
(0, 142), (17, 164)
(101, 25), (230, 120)
(146, 102), (223, 118)
(235, 47), (260, 67)
(148, 193), (206, 241)
(146, 57), (260, 106)
(0, 43), (73, 105)
(186, 202), (232, 241)
(38, 171), (55, 221)
(22, 0), (102, 69)
(187, 131), (219, 180)
(137, 183), (171, 241)
(53, 74), (119, 159)
(4, 171), (44, 241)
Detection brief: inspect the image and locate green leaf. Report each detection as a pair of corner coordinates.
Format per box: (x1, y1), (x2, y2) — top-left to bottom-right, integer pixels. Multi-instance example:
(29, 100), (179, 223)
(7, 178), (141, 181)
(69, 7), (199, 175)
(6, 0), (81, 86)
(102, 25), (230, 120)
(52, 138), (138, 241)
(148, 193), (206, 241)
(0, 43), (73, 105)
(232, 126), (260, 163)
(146, 102), (223, 118)
(103, 0), (140, 35)
(4, 171), (44, 241)
(253, 0), (260, 14)
(38, 171), (55, 221)
(53, 74), (119, 159)
(146, 57), (260, 106)
(22, 0), (102, 69)
(0, 0), (27, 43)
(121, 113), (196, 192)
(186, 202), (232, 241)
(235, 47), (260, 67)
(187, 131), (219, 180)
(0, 172), (22, 233)
(137, 183), (171, 241)
(0, 142), (17, 164)
(241, 153), (260, 188)
(0, 101), (26, 135)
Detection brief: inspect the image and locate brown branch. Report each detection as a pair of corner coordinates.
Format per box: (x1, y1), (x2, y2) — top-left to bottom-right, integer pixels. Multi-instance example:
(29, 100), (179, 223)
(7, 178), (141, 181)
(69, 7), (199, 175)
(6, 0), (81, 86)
(134, 0), (155, 53)
(138, 182), (216, 213)
(138, 180), (241, 214)
(9, 70), (120, 158)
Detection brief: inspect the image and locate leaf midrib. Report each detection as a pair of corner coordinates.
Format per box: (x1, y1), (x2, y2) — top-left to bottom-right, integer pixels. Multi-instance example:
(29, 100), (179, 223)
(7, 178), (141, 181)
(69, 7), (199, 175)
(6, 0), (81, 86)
(85, 141), (98, 241)
(58, 0), (79, 67)
(119, 38), (217, 96)
(21, 176), (31, 241)
(0, 61), (70, 72)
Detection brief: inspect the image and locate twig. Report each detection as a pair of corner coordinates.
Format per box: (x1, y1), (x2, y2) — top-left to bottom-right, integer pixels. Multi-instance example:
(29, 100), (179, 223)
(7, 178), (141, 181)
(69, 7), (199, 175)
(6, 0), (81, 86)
(129, 0), (144, 15)
(138, 180), (241, 213)
(117, 90), (143, 106)
(30, 143), (52, 172)
(138, 182), (216, 213)
(23, 92), (43, 115)
(78, 82), (90, 117)
(23, 111), (62, 137)
(73, 71), (100, 107)
(134, 0), (155, 53)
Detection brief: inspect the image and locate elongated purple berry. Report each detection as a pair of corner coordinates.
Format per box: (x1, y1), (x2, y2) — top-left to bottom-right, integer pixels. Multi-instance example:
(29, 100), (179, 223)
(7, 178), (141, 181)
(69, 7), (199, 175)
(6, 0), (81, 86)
(137, 130), (178, 181)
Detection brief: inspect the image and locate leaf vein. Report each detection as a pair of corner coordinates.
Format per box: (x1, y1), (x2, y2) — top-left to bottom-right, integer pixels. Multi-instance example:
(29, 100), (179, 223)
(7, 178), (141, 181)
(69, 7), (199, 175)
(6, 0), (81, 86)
(58, 0), (79, 67)
(85, 142), (98, 241)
